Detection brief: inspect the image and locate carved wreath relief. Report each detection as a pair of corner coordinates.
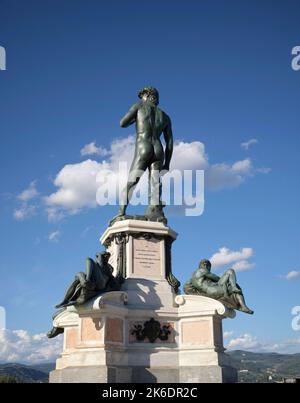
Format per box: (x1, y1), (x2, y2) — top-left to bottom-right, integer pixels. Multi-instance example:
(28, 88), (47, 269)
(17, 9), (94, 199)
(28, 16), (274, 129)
(130, 318), (171, 343)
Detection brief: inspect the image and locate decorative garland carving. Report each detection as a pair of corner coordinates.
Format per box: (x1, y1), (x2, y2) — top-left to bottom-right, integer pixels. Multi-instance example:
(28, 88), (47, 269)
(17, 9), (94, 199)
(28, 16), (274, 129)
(131, 318), (171, 343)
(165, 237), (181, 294)
(114, 233), (129, 283)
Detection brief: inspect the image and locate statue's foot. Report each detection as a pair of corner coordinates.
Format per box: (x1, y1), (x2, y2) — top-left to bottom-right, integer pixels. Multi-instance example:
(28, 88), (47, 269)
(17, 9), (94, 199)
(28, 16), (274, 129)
(109, 210), (127, 226)
(64, 300), (76, 307)
(56, 300), (76, 309)
(118, 206), (127, 216)
(157, 215), (167, 224)
(47, 327), (64, 339)
(240, 306), (254, 315)
(145, 206), (167, 223)
(55, 302), (66, 309)
(112, 213), (124, 221)
(232, 287), (243, 294)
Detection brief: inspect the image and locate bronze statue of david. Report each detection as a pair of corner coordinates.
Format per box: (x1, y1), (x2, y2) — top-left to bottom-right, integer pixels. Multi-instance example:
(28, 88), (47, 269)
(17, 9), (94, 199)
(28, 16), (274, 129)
(117, 87), (173, 222)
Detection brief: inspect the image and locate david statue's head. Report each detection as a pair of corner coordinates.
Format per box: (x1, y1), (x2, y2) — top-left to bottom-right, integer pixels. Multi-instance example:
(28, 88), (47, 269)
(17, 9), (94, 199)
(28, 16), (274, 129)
(138, 86), (159, 105)
(199, 259), (212, 271)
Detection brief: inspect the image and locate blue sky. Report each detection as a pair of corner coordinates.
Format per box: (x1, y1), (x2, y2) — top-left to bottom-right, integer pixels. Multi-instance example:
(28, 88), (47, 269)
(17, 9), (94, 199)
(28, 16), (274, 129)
(0, 0), (300, 362)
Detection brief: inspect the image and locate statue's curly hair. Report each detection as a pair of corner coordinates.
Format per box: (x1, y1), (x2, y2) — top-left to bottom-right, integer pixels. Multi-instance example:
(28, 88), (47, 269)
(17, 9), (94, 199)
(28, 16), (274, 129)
(138, 86), (159, 101)
(199, 259), (211, 269)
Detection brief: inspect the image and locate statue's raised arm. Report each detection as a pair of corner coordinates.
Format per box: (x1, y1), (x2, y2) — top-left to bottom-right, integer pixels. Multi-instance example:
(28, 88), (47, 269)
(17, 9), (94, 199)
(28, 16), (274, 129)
(120, 103), (139, 128)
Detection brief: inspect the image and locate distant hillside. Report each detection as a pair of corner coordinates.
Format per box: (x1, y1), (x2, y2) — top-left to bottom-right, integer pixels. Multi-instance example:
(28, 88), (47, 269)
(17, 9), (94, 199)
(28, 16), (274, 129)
(228, 350), (300, 383)
(0, 351), (300, 382)
(0, 363), (55, 383)
(29, 363), (56, 375)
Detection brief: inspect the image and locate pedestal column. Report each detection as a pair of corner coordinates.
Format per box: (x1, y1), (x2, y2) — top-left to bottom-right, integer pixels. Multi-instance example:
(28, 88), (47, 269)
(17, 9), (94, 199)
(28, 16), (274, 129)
(100, 220), (180, 309)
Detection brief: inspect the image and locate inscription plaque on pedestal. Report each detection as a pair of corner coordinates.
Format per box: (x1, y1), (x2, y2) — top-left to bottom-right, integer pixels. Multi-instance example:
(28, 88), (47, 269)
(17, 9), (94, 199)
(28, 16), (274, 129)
(133, 238), (162, 276)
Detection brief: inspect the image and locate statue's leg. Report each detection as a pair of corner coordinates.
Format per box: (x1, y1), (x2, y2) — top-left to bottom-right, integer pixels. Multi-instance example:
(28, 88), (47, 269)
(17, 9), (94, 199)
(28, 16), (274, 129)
(85, 258), (95, 282)
(148, 160), (163, 209)
(55, 278), (80, 308)
(85, 258), (107, 290)
(119, 154), (150, 215)
(75, 271), (88, 287)
(235, 294), (254, 314)
(219, 269), (241, 294)
(217, 271), (231, 297)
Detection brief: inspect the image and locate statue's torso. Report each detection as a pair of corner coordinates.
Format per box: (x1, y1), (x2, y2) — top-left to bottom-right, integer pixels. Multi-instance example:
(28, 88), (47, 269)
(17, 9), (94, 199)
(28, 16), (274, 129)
(192, 269), (219, 293)
(133, 102), (169, 164)
(136, 102), (168, 143)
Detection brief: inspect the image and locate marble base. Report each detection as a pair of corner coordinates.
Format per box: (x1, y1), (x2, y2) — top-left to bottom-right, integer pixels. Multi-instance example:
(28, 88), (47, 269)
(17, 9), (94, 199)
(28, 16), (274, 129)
(50, 365), (236, 383)
(49, 292), (237, 383)
(49, 220), (237, 383)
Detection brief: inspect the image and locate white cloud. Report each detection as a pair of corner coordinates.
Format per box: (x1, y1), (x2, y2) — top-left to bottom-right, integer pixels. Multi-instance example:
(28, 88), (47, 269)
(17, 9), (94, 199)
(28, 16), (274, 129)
(256, 167), (272, 174)
(232, 260), (255, 272)
(206, 160), (252, 191)
(48, 230), (61, 242)
(44, 137), (269, 219)
(223, 331), (234, 338)
(17, 181), (39, 202)
(46, 207), (66, 223)
(0, 329), (62, 364)
(283, 271), (300, 281)
(80, 141), (110, 157)
(226, 333), (300, 354)
(46, 160), (102, 212)
(109, 135), (135, 163)
(228, 334), (261, 350)
(210, 247), (254, 271)
(241, 138), (258, 150)
(13, 181), (39, 220)
(170, 141), (208, 171)
(13, 205), (36, 221)
(231, 159), (252, 174)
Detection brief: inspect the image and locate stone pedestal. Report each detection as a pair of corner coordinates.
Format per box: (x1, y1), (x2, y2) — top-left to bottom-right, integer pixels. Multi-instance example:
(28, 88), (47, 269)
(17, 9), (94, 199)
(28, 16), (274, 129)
(100, 220), (180, 308)
(50, 220), (237, 383)
(175, 295), (237, 383)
